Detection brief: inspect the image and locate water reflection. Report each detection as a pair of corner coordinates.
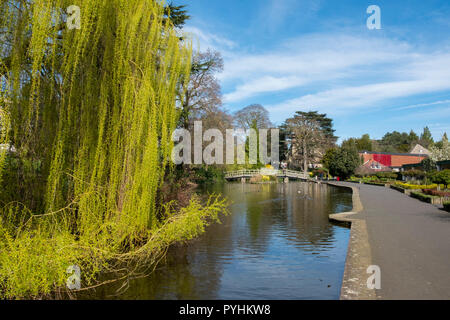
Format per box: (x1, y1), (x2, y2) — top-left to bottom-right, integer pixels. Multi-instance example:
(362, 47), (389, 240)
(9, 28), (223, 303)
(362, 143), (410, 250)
(87, 182), (352, 300)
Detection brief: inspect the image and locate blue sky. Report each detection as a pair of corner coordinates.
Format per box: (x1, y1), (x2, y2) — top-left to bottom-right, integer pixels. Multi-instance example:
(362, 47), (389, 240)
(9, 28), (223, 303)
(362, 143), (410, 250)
(174, 0), (450, 142)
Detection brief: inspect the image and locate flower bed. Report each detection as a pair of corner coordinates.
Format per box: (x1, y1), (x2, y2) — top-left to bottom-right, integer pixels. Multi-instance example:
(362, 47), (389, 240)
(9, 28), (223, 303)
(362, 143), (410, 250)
(394, 182), (437, 190)
(390, 184), (415, 195)
(422, 189), (450, 197)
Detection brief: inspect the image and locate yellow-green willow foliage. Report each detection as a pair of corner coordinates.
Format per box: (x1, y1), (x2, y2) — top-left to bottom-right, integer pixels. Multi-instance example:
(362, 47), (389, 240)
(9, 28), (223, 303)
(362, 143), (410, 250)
(0, 0), (227, 298)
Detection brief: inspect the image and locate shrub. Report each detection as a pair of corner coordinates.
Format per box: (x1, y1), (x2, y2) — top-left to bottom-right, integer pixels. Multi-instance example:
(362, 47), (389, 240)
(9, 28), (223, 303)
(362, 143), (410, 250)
(411, 191), (437, 203)
(444, 202), (450, 212)
(429, 169), (450, 189)
(192, 166), (225, 184)
(312, 168), (329, 178)
(354, 166), (374, 177)
(420, 158), (437, 172)
(375, 172), (398, 180)
(364, 181), (386, 186)
(327, 147), (360, 179)
(403, 169), (426, 179)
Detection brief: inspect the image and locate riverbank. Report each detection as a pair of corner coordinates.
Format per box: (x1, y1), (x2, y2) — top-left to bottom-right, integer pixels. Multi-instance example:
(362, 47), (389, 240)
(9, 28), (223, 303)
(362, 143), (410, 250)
(326, 182), (376, 300)
(329, 181), (450, 299)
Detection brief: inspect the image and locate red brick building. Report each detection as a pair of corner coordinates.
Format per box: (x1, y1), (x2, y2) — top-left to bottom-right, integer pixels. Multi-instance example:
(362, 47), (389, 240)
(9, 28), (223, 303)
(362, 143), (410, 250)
(359, 151), (428, 172)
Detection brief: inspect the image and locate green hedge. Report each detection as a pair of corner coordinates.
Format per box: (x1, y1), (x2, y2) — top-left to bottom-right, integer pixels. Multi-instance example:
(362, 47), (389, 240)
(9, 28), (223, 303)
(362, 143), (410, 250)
(375, 172), (398, 180)
(364, 181), (387, 186)
(403, 169), (426, 179)
(444, 202), (450, 212)
(410, 191), (437, 203)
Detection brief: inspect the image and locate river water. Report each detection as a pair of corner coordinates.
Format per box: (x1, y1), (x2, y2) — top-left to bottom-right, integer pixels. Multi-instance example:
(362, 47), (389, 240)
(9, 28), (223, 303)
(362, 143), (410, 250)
(89, 182), (352, 300)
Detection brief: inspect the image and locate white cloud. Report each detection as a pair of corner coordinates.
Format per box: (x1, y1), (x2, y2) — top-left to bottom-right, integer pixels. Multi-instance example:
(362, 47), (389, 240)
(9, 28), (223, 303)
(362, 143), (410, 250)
(394, 99), (450, 111)
(224, 76), (306, 102)
(219, 34), (411, 82)
(268, 79), (450, 116)
(265, 52), (450, 117)
(183, 26), (236, 52)
(184, 25), (450, 125)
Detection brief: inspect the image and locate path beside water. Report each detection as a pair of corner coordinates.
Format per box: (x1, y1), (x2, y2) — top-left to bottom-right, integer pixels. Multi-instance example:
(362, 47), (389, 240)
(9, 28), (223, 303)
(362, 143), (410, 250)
(333, 182), (450, 299)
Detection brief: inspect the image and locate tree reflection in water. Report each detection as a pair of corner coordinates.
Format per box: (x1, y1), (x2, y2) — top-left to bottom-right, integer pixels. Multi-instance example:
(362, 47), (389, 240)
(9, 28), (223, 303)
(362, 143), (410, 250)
(82, 182), (352, 300)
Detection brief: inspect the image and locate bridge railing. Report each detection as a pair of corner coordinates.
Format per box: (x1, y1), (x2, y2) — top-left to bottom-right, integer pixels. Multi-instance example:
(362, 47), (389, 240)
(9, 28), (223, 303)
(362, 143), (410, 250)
(225, 169), (309, 180)
(225, 170), (260, 178)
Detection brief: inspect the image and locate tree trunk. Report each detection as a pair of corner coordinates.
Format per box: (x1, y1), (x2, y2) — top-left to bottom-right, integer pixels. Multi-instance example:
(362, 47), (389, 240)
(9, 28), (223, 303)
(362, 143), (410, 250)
(303, 140), (308, 176)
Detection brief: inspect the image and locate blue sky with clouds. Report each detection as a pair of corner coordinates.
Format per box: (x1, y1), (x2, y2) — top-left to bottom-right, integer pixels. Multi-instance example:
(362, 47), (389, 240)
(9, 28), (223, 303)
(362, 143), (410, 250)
(174, 0), (450, 142)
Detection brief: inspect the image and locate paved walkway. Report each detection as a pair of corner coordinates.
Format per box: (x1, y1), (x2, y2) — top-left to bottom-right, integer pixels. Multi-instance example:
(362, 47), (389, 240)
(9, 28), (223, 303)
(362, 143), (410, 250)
(336, 182), (450, 299)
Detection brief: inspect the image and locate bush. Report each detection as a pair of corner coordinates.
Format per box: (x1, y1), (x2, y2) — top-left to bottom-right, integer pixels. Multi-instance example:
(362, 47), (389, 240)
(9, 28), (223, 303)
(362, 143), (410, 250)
(420, 158), (437, 172)
(327, 147), (360, 179)
(354, 166), (374, 177)
(444, 202), (450, 212)
(192, 166), (225, 184)
(411, 191), (437, 203)
(429, 169), (450, 189)
(375, 172), (398, 180)
(403, 169), (426, 179)
(312, 168), (329, 178)
(364, 181), (386, 186)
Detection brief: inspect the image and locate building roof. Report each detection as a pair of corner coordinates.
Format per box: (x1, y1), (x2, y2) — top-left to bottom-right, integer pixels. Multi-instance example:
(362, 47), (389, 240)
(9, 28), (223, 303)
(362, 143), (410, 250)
(409, 144), (430, 155)
(359, 151), (428, 157)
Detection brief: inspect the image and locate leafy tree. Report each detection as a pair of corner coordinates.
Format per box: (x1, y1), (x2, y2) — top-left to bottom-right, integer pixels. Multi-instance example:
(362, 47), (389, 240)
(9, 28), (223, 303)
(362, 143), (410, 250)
(420, 158), (437, 172)
(409, 130), (419, 145)
(164, 3), (191, 29)
(377, 130), (423, 153)
(358, 134), (373, 151)
(283, 111), (337, 173)
(296, 111), (337, 141)
(380, 131), (413, 153)
(419, 126), (434, 148)
(434, 132), (448, 149)
(322, 148), (338, 170)
(0, 0), (229, 298)
(430, 169), (450, 189)
(342, 134), (372, 151)
(327, 146), (360, 179)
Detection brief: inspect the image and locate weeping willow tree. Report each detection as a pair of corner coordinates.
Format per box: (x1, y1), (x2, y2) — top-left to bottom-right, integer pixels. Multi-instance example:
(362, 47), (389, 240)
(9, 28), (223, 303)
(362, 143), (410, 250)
(0, 0), (227, 298)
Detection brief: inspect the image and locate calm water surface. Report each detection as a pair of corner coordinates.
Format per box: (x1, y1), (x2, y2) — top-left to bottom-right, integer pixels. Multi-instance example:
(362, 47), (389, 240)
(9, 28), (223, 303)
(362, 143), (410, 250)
(92, 182), (352, 300)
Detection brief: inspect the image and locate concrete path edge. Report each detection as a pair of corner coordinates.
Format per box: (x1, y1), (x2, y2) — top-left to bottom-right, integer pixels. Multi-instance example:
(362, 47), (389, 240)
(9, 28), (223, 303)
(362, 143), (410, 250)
(326, 182), (376, 300)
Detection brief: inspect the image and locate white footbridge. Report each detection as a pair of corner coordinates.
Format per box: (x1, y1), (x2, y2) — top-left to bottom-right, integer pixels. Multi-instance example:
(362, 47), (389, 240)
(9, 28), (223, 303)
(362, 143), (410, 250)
(225, 168), (312, 182)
